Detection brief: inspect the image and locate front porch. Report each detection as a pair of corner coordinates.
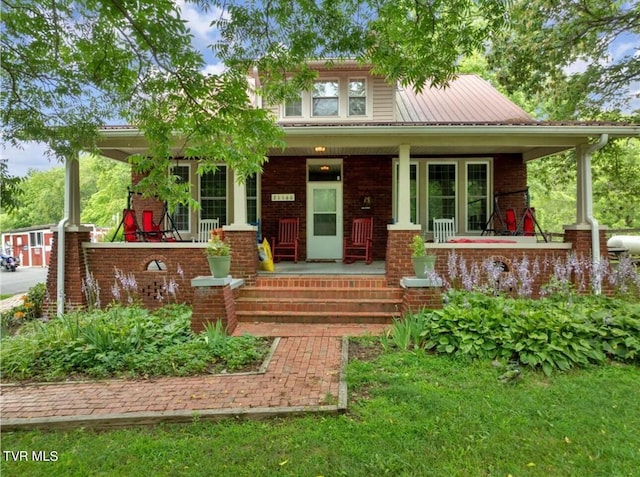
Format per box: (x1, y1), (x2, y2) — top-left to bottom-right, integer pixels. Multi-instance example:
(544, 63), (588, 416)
(45, 223), (604, 333)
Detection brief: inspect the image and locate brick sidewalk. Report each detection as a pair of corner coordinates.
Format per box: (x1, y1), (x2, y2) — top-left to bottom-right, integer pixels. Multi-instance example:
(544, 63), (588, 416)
(0, 324), (388, 431)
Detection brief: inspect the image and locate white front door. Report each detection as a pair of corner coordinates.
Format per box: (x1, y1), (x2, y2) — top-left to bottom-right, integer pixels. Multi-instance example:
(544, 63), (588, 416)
(307, 161), (343, 260)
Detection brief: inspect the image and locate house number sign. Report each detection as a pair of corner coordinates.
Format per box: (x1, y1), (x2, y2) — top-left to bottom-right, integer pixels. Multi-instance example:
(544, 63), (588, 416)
(271, 193), (295, 202)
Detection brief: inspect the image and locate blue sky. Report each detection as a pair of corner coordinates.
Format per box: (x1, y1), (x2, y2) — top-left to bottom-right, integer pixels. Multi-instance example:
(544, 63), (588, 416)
(3, 2), (638, 177)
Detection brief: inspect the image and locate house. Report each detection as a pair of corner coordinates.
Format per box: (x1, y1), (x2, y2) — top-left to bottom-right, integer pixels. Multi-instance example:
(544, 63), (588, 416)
(44, 61), (640, 327)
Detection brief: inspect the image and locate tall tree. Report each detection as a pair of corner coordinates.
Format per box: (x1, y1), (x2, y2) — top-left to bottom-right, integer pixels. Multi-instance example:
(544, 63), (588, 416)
(488, 0), (640, 119)
(2, 0), (509, 204)
(0, 160), (23, 213)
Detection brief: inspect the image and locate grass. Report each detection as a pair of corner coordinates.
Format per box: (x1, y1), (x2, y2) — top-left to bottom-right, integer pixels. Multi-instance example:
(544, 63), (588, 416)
(2, 340), (638, 477)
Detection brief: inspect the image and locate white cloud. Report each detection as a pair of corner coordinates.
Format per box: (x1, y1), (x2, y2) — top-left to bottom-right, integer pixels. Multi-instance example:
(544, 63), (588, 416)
(1, 142), (56, 177)
(203, 63), (227, 76)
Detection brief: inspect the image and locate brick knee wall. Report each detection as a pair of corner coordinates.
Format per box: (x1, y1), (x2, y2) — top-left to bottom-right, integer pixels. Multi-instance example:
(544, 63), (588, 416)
(386, 229), (417, 286)
(226, 230), (258, 285)
(46, 230), (91, 315)
(190, 284), (239, 334)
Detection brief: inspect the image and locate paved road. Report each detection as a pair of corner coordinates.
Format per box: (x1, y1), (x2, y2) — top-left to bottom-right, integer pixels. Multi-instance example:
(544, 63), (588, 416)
(0, 266), (49, 296)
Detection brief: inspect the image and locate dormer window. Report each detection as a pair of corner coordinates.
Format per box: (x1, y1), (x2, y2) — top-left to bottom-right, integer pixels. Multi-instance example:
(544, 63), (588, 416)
(312, 80), (339, 116)
(348, 79), (366, 116)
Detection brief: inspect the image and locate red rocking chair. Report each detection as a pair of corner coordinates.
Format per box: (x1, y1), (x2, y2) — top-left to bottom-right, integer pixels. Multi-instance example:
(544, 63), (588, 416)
(272, 218), (300, 262)
(343, 217), (373, 264)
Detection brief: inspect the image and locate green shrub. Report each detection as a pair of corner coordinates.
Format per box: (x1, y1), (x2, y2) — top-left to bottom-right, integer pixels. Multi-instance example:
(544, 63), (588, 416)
(0, 282), (47, 331)
(0, 305), (270, 381)
(386, 291), (640, 375)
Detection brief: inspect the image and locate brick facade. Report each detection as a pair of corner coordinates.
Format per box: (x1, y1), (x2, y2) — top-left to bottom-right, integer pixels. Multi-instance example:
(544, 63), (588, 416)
(46, 230), (91, 314)
(261, 155), (392, 261)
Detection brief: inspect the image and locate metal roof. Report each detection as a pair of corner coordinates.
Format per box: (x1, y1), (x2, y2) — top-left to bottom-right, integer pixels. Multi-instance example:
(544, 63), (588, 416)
(395, 75), (534, 124)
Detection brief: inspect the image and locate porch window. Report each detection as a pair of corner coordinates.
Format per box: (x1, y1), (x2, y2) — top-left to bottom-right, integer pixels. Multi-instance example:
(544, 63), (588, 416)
(394, 161), (418, 223)
(427, 163), (457, 230)
(466, 162), (489, 232)
(200, 166), (227, 225)
(348, 79), (366, 116)
(246, 174), (258, 223)
(171, 164), (191, 232)
(312, 81), (339, 116)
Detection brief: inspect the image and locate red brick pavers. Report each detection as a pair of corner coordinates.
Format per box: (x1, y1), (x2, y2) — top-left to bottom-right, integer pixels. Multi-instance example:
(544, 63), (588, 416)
(0, 324), (387, 430)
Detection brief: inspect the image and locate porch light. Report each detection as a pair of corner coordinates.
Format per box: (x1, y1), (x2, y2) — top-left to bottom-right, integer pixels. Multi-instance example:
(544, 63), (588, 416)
(320, 165), (331, 171)
(314, 146), (326, 153)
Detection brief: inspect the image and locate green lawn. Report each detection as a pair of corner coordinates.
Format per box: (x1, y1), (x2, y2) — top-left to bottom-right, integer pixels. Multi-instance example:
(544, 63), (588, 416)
(2, 341), (638, 477)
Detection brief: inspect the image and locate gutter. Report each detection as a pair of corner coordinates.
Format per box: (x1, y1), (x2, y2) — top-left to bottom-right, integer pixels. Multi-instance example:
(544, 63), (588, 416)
(56, 158), (73, 316)
(583, 134), (609, 294)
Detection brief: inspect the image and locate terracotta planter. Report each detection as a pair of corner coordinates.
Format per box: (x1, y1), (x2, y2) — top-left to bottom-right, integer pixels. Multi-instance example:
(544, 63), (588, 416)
(411, 256), (436, 278)
(207, 255), (231, 278)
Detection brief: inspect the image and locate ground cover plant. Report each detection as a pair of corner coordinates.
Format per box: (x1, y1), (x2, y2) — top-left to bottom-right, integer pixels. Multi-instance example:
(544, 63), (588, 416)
(385, 290), (640, 376)
(0, 304), (270, 382)
(2, 347), (639, 476)
(0, 283), (46, 333)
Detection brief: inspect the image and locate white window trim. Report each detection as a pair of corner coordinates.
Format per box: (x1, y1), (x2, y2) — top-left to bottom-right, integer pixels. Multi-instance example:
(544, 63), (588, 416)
(347, 77), (369, 117)
(312, 79), (340, 117)
(426, 160), (459, 232)
(392, 159), (419, 225)
(170, 162), (192, 234)
(246, 173), (261, 224)
(464, 160), (492, 234)
(198, 164), (228, 225)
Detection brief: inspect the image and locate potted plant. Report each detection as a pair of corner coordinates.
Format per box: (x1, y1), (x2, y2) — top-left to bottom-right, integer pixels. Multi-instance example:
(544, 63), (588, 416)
(410, 234), (436, 278)
(205, 234), (231, 278)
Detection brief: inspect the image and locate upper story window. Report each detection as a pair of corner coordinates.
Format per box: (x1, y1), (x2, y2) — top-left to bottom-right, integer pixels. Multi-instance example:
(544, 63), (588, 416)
(312, 81), (339, 116)
(284, 94), (302, 117)
(348, 79), (367, 116)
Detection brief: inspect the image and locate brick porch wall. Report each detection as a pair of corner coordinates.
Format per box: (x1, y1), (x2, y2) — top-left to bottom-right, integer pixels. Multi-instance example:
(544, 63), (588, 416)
(190, 284), (239, 333)
(45, 230), (91, 315)
(83, 245), (209, 310)
(386, 229), (417, 286)
(226, 230), (258, 285)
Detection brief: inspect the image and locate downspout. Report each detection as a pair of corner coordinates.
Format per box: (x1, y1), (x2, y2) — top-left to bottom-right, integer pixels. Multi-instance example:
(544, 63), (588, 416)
(56, 157), (73, 316)
(583, 133), (608, 294)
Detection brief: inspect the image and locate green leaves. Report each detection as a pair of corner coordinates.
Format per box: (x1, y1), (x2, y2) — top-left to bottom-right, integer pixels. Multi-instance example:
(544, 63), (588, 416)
(385, 291), (640, 376)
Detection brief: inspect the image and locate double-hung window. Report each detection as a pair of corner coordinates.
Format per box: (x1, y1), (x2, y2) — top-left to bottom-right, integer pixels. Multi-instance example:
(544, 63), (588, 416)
(466, 162), (490, 232)
(284, 93), (302, 117)
(246, 174), (258, 224)
(348, 79), (367, 116)
(312, 81), (339, 116)
(200, 166), (227, 225)
(171, 165), (191, 232)
(427, 163), (458, 231)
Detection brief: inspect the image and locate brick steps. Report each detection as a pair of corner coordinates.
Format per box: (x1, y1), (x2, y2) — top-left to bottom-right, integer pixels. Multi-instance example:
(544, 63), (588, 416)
(236, 275), (402, 324)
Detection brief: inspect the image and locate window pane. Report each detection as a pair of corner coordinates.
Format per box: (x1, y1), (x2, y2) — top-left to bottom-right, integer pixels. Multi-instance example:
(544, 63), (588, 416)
(467, 163), (488, 231)
(313, 81), (339, 116)
(349, 80), (366, 97)
(200, 166), (227, 224)
(313, 81), (338, 97)
(428, 164), (456, 230)
(313, 189), (336, 213)
(285, 98), (302, 116)
(349, 97), (366, 116)
(171, 165), (190, 231)
(246, 175), (257, 224)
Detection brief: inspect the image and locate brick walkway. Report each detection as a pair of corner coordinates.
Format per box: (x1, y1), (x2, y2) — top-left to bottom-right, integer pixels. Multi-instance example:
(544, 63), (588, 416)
(0, 323), (388, 431)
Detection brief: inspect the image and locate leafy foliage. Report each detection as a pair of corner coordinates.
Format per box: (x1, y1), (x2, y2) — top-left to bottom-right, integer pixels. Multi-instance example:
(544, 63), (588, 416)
(386, 291), (640, 376)
(0, 283), (47, 333)
(0, 305), (270, 381)
(0, 160), (23, 213)
(488, 0), (640, 118)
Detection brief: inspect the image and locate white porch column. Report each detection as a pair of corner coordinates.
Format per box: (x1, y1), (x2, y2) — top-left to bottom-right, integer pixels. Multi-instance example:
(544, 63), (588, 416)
(68, 156), (81, 226)
(227, 168), (253, 230)
(575, 144), (588, 225)
(396, 144), (412, 226)
(232, 169), (247, 226)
